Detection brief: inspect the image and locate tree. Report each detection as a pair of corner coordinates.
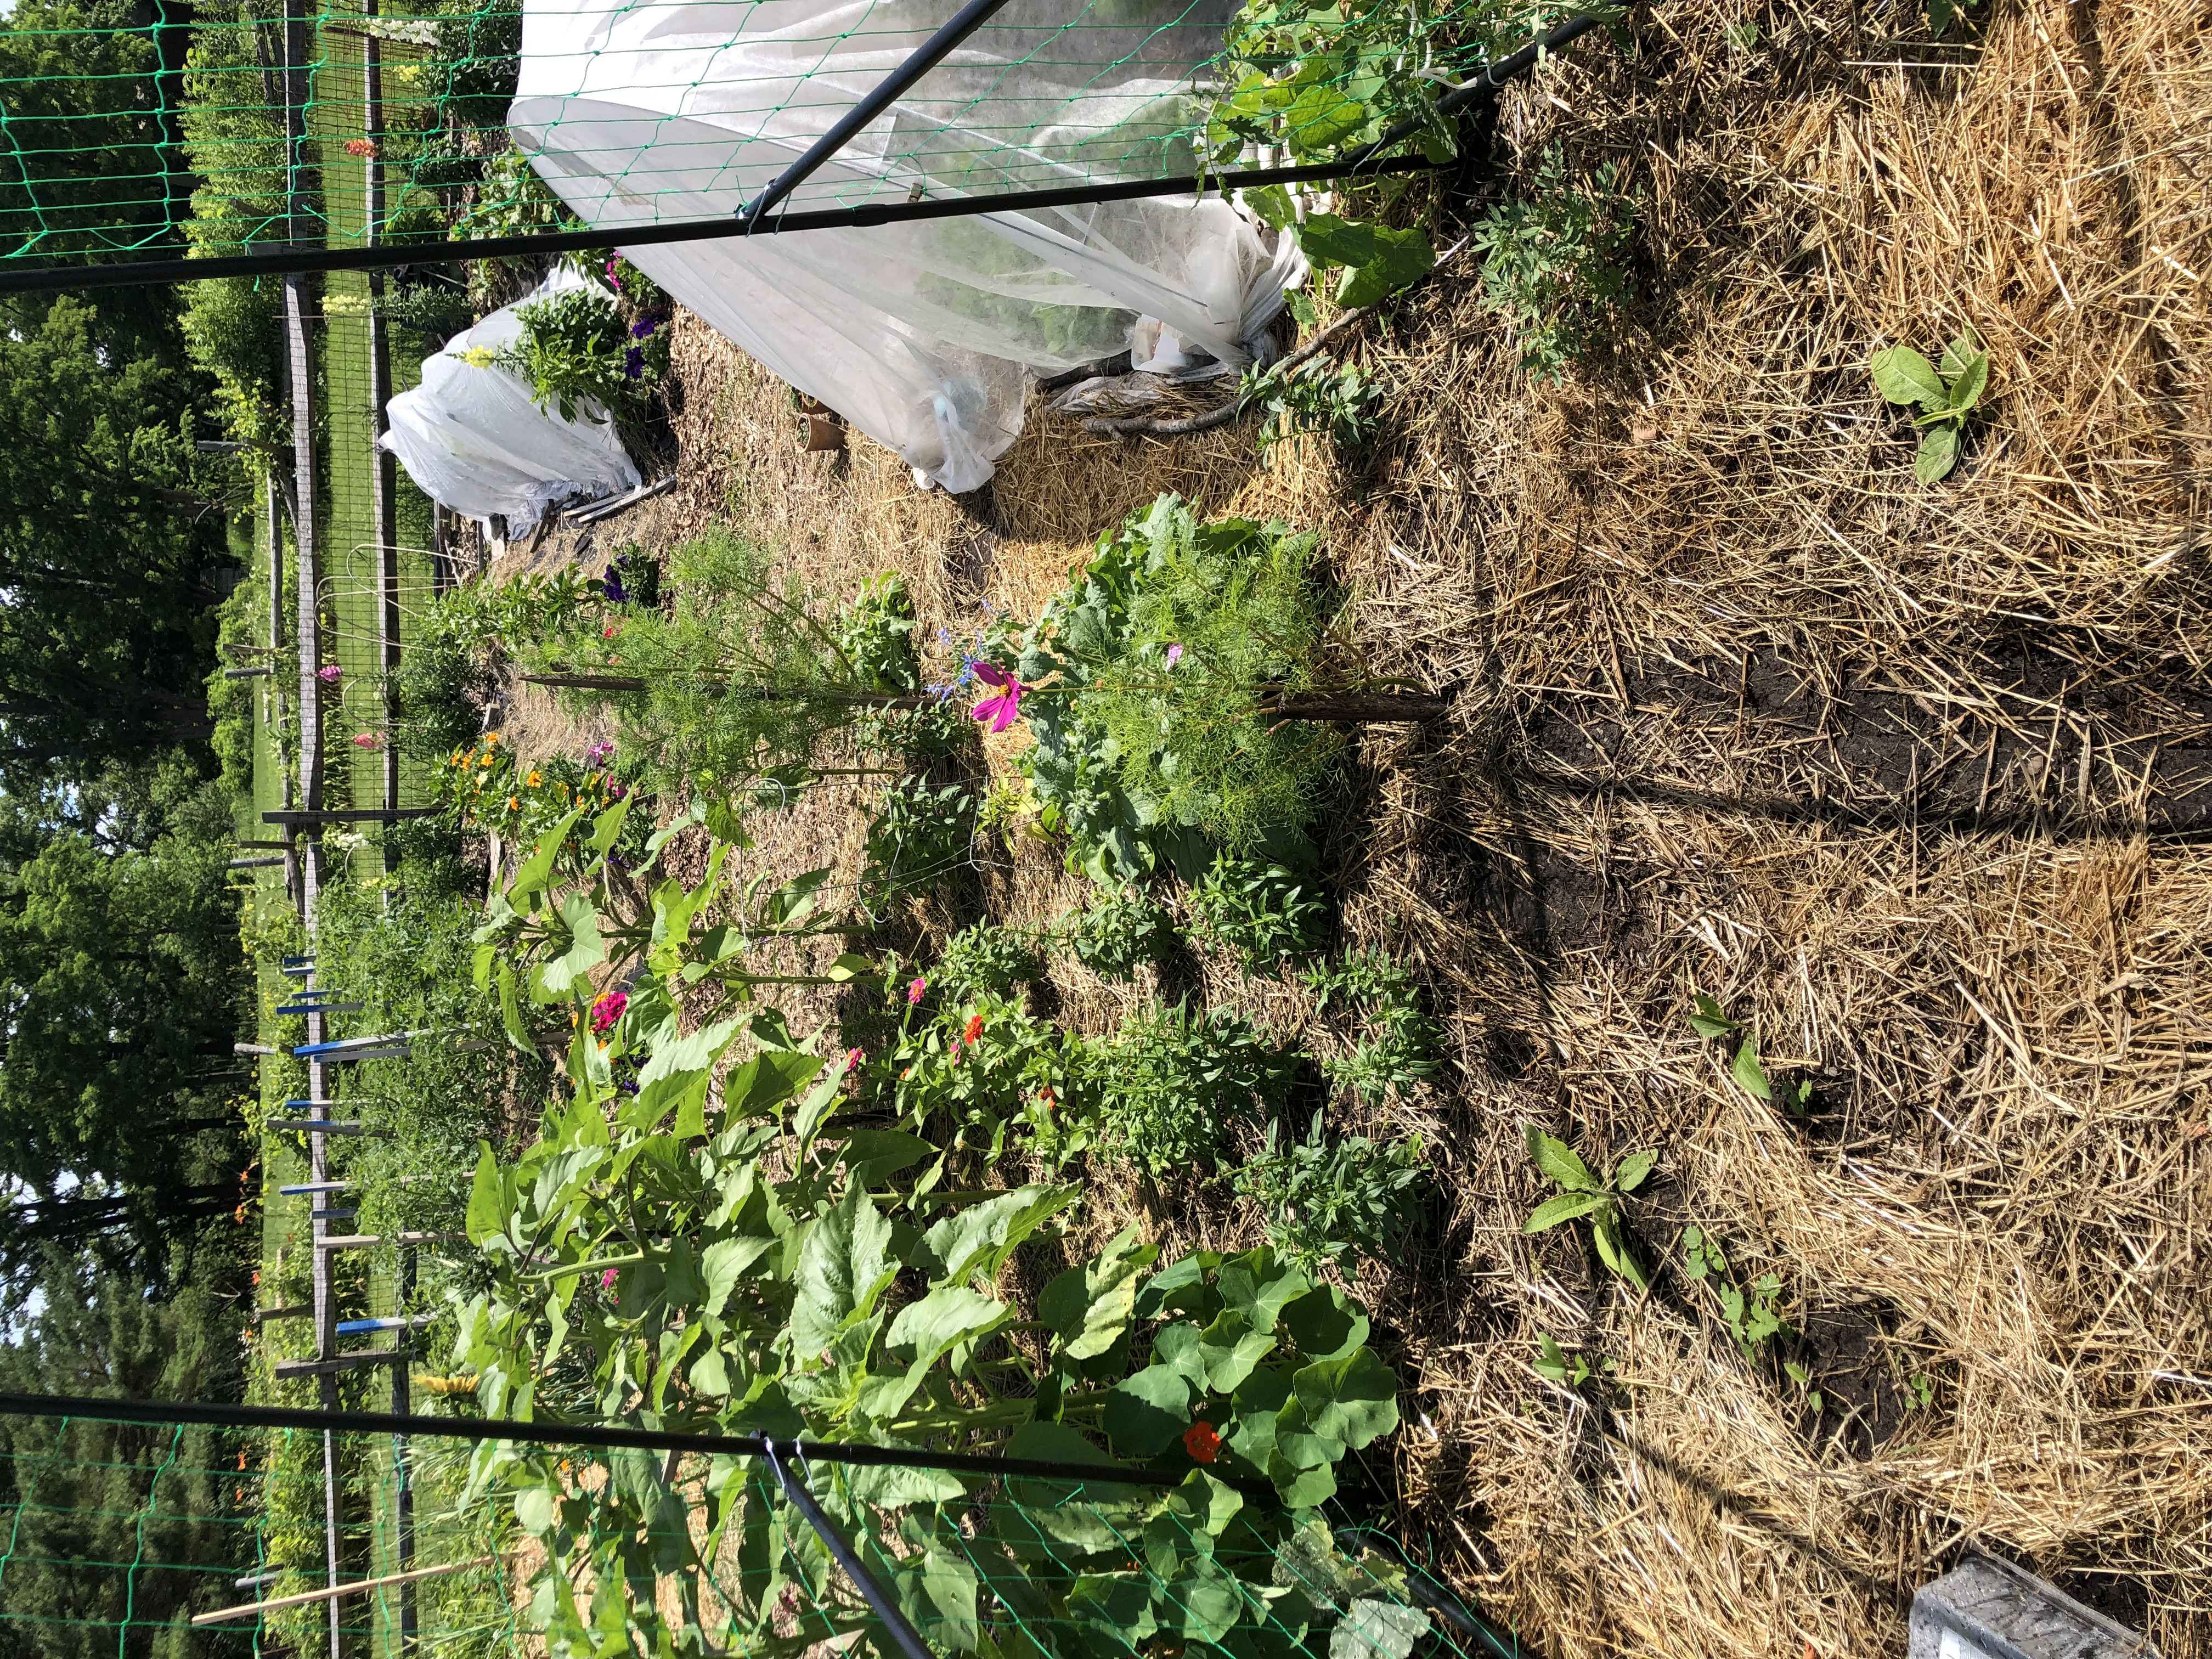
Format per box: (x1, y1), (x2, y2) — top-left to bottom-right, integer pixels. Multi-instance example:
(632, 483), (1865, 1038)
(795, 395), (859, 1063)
(0, 772), (248, 1282)
(0, 1231), (250, 1657)
(0, 295), (236, 786)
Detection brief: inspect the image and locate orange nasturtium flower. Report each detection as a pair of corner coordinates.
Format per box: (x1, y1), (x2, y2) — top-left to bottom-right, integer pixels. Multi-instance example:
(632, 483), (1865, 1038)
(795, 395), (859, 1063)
(1182, 1421), (1221, 1464)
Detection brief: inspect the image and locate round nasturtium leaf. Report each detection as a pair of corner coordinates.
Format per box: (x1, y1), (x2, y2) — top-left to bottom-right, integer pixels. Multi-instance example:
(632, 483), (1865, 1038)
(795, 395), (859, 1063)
(1103, 1362), (1195, 1457)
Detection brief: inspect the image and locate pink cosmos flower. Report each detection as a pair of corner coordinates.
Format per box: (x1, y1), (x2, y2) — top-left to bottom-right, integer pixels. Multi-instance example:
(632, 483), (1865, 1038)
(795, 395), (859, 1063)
(351, 732), (384, 749)
(1164, 644), (1183, 668)
(317, 664), (343, 684)
(907, 977), (926, 1005)
(969, 661), (1025, 733)
(589, 990), (628, 1035)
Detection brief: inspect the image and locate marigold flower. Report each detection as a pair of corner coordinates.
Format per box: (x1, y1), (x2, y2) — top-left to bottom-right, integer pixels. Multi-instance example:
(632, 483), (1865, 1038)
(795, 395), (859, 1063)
(527, 770), (542, 787)
(1182, 1421), (1221, 1464)
(507, 796), (520, 810)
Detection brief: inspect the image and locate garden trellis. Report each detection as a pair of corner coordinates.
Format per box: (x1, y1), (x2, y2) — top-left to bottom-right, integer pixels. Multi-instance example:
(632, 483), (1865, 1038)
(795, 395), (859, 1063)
(0, 1393), (1528, 1658)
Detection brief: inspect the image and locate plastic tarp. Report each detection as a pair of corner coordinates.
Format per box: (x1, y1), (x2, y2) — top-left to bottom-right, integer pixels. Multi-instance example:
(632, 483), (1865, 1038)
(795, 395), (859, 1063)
(380, 265), (642, 533)
(509, 0), (1302, 493)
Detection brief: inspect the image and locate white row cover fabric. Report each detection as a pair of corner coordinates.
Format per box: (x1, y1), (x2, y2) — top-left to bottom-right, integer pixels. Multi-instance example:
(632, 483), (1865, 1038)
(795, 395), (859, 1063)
(380, 265), (642, 534)
(509, 0), (1303, 493)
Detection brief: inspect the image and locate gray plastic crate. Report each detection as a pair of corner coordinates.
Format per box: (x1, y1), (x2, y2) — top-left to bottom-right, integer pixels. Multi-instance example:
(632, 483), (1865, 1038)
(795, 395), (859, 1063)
(1909, 1554), (2157, 1659)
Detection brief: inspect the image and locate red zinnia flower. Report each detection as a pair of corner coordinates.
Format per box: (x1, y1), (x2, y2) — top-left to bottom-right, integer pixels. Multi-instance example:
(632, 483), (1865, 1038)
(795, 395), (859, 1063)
(1182, 1421), (1221, 1463)
(963, 1013), (984, 1045)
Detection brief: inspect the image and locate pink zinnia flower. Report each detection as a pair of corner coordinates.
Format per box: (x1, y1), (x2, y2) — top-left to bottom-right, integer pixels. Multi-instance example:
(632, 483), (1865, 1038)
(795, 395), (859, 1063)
(907, 977), (926, 1005)
(968, 662), (1024, 733)
(844, 1046), (864, 1074)
(604, 256), (622, 292)
(585, 740), (614, 765)
(600, 1267), (617, 1290)
(589, 990), (627, 1035)
(351, 732), (383, 749)
(317, 664), (343, 684)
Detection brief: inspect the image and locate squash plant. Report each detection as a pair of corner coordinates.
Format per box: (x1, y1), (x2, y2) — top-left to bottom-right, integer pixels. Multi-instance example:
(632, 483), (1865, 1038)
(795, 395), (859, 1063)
(449, 941), (1406, 1654)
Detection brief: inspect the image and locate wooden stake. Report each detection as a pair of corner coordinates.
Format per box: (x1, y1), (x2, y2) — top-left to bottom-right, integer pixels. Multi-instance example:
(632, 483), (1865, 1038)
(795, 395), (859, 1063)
(190, 1557), (493, 1625)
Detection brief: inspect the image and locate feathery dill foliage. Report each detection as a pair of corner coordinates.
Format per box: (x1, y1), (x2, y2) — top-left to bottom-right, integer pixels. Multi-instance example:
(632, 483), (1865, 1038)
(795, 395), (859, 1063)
(1018, 494), (1349, 880)
(548, 526), (899, 794)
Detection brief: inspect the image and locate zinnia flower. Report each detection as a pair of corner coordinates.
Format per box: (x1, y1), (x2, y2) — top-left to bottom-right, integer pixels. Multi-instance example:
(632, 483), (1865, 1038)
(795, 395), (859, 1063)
(600, 1267), (617, 1290)
(969, 661), (1025, 733)
(589, 990), (628, 1035)
(963, 1013), (984, 1045)
(343, 138), (378, 158)
(317, 663), (343, 684)
(1182, 1421), (1222, 1463)
(907, 977), (926, 1005)
(604, 256), (622, 291)
(351, 732), (383, 749)
(844, 1046), (864, 1074)
(586, 740), (614, 765)
(603, 621), (622, 639)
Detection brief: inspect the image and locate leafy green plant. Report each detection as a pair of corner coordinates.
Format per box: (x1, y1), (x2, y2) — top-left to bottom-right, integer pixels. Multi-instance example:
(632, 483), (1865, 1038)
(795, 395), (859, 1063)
(835, 571), (920, 692)
(1521, 1127), (1655, 1292)
(931, 922), (1042, 1001)
(1782, 1358), (1824, 1413)
(1056, 887), (1167, 981)
(1905, 1370), (1937, 1412)
(1243, 357), (1386, 459)
(1870, 326), (1990, 482)
(1682, 1225), (1791, 1362)
(499, 282), (667, 422)
(1303, 950), (1440, 1102)
(1532, 1332), (1613, 1389)
(1014, 494), (1351, 882)
(1085, 1001), (1294, 1175)
(599, 540), (661, 610)
(1232, 1113), (1426, 1277)
(889, 989), (1078, 1169)
(1468, 145), (1635, 381)
(1193, 855), (1330, 968)
(1688, 992), (1812, 1115)
(859, 775), (976, 913)
(1929, 0), (1977, 36)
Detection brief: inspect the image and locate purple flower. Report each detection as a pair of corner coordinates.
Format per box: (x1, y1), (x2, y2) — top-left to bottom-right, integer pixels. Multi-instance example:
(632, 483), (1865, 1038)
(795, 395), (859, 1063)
(969, 661), (1025, 733)
(602, 565), (628, 604)
(316, 664), (343, 684)
(622, 346), (645, 380)
(586, 739), (615, 765)
(1165, 644), (1183, 668)
(630, 315), (658, 340)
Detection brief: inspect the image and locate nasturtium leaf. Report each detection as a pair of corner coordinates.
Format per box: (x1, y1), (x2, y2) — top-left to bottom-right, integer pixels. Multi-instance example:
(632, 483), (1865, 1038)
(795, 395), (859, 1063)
(1266, 1446), (1338, 1507)
(1216, 1249), (1311, 1334)
(1198, 1310), (1277, 1394)
(1870, 346), (1944, 408)
(1291, 1347), (1400, 1451)
(1136, 1251), (1217, 1321)
(1153, 1321), (1208, 1391)
(1330, 1599), (1431, 1659)
(1521, 1190), (1610, 1233)
(1103, 1363), (1194, 1457)
(1176, 1566), (1247, 1645)
(1525, 1125), (1598, 1192)
(1281, 1287), (1369, 1363)
(1915, 423), (1962, 483)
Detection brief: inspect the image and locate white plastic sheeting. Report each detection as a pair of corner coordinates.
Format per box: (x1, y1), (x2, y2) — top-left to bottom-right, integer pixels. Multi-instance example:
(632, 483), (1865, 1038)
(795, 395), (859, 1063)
(380, 265), (642, 533)
(509, 0), (1302, 493)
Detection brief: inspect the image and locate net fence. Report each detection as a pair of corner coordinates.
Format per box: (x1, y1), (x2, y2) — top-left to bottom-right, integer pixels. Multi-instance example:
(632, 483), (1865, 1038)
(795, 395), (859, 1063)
(0, 0), (1583, 272)
(0, 1401), (1522, 1659)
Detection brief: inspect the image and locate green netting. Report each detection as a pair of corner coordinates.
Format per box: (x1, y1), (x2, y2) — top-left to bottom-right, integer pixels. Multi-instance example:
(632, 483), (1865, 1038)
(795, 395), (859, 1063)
(0, 1406), (1519, 1659)
(0, 0), (1572, 269)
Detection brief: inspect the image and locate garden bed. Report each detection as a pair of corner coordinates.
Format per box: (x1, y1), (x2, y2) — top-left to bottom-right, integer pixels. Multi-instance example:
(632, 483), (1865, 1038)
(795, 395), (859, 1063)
(365, 1), (2212, 1654)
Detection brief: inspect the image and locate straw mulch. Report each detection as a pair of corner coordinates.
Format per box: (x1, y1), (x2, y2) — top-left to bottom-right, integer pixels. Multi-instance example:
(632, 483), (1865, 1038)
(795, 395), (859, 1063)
(499, 0), (2212, 1650)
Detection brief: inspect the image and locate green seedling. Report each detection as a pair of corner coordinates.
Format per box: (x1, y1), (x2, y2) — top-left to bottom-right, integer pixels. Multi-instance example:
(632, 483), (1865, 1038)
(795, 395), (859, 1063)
(1689, 992), (1813, 1116)
(1782, 1358), (1824, 1413)
(1522, 1127), (1656, 1293)
(1684, 1226), (1793, 1362)
(1906, 1372), (1937, 1412)
(1532, 1332), (1614, 1389)
(1870, 326), (1990, 482)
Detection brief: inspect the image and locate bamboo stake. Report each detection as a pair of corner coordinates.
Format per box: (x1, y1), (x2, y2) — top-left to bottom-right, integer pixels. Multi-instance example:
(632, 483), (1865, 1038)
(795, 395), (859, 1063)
(190, 1557), (493, 1624)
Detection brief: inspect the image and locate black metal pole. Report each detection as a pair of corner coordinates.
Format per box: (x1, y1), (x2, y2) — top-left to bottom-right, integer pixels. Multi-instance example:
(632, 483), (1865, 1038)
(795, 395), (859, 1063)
(0, 1392), (1205, 1490)
(738, 0), (1020, 231)
(761, 1440), (936, 1659)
